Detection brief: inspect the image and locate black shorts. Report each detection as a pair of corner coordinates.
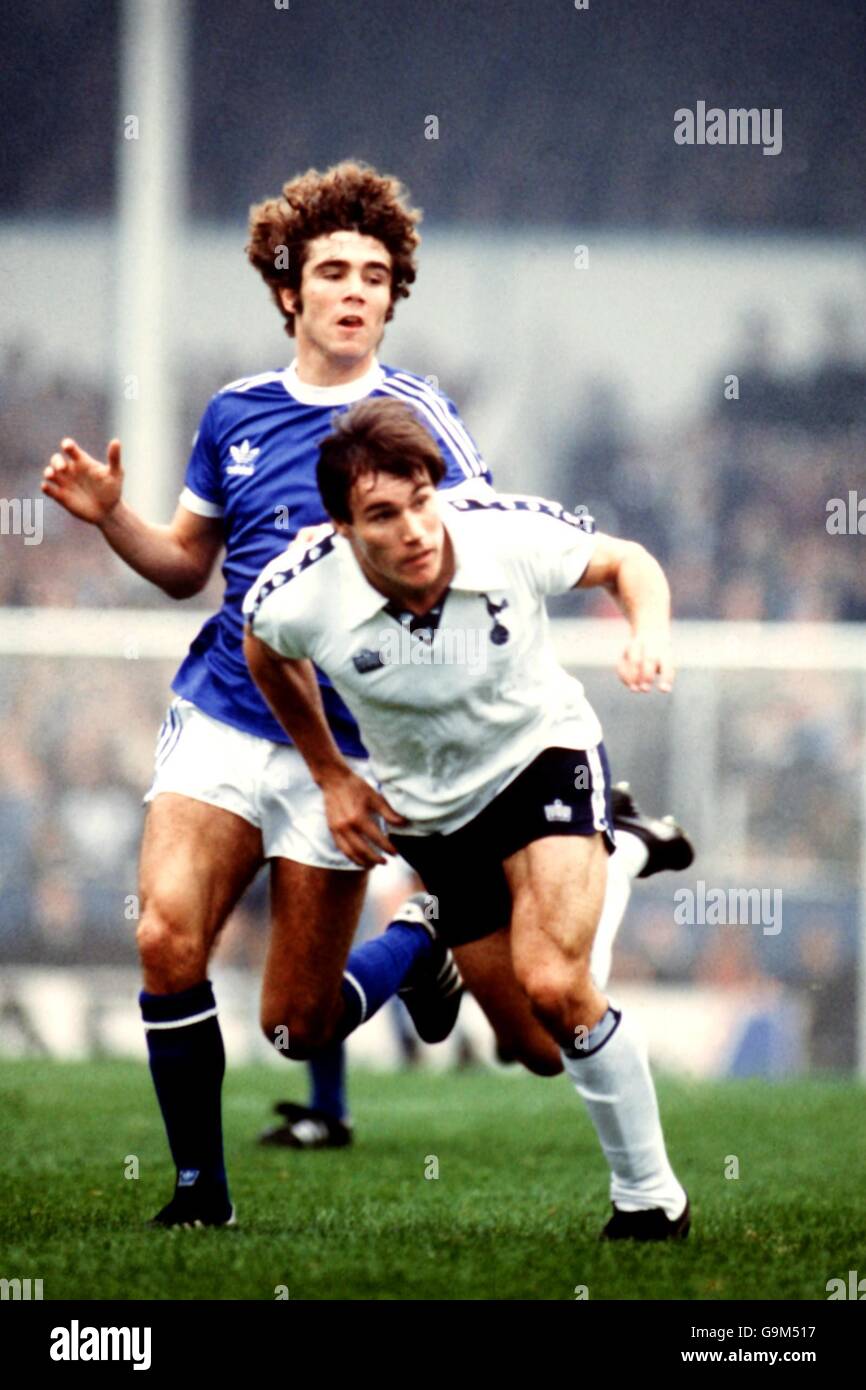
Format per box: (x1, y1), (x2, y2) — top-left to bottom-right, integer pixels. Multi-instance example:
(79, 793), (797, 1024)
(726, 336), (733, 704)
(391, 744), (615, 947)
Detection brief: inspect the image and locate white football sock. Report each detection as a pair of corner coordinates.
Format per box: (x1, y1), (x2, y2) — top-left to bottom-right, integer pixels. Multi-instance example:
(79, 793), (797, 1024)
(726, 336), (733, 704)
(612, 828), (649, 880)
(590, 850), (631, 990)
(561, 1007), (686, 1219)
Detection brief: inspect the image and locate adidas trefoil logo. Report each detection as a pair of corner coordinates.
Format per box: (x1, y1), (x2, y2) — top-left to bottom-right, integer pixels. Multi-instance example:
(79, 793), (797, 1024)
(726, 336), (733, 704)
(544, 799), (573, 823)
(227, 439), (261, 475)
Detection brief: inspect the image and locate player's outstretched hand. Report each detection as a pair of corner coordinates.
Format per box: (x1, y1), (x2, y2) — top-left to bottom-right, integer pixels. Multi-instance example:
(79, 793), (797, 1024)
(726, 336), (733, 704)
(41, 437), (123, 525)
(321, 769), (408, 868)
(617, 631), (674, 694)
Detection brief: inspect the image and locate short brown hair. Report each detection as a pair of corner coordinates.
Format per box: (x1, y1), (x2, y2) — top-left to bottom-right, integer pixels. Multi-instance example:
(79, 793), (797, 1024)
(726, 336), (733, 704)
(246, 161), (422, 337)
(317, 399), (446, 523)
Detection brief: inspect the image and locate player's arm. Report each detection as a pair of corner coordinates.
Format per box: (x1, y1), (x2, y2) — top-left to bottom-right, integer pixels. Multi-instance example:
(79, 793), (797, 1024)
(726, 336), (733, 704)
(41, 437), (223, 599)
(243, 627), (405, 868)
(576, 534), (674, 694)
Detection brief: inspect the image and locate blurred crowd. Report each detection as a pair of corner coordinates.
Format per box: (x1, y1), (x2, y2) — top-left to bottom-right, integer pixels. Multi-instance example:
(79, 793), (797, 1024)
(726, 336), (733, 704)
(5, 2), (864, 235)
(561, 307), (866, 624)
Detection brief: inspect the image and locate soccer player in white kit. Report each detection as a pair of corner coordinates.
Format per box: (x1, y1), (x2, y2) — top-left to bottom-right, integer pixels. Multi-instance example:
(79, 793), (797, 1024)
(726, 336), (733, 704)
(245, 398), (690, 1239)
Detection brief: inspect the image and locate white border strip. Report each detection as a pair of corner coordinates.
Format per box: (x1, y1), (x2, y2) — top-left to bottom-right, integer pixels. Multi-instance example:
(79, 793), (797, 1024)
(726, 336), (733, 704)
(586, 744), (610, 836)
(143, 1005), (218, 1030)
(343, 971), (368, 1023)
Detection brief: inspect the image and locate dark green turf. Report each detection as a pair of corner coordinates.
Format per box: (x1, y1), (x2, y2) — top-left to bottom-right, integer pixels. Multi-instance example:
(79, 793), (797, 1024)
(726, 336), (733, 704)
(0, 1059), (863, 1300)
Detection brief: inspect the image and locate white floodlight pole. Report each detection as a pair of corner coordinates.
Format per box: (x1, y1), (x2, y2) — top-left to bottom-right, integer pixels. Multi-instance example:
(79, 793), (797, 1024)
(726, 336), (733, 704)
(113, 0), (189, 521)
(859, 678), (866, 1078)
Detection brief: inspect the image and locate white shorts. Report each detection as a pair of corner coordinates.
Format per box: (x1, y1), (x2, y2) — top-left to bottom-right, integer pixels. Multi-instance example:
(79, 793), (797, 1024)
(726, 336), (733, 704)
(144, 697), (371, 871)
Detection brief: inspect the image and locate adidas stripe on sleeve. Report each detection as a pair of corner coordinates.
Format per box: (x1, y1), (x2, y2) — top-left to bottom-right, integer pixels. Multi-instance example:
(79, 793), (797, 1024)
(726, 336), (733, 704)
(180, 397), (226, 518)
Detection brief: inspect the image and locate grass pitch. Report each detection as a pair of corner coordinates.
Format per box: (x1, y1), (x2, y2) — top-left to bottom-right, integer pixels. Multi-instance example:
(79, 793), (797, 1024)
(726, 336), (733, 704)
(0, 1058), (863, 1301)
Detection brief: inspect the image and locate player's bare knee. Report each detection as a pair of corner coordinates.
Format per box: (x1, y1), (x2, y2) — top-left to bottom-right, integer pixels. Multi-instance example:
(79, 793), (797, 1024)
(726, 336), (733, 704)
(260, 1014), (308, 1059)
(519, 960), (598, 1043)
(260, 1005), (337, 1060)
(136, 906), (206, 991)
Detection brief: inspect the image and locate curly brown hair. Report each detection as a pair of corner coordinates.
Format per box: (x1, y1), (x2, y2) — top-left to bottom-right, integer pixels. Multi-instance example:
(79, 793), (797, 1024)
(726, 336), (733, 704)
(246, 161), (422, 337)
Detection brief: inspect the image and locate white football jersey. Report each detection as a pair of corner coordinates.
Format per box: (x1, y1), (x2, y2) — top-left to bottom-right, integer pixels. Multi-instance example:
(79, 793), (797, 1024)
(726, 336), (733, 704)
(245, 492), (604, 834)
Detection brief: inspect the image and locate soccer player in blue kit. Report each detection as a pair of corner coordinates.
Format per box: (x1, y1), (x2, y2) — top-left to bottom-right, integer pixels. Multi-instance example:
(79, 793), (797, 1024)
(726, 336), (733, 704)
(42, 162), (691, 1226)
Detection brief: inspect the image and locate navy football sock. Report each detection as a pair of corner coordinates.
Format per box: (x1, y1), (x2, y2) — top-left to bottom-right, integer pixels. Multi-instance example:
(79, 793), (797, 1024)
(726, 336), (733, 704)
(338, 922), (432, 1037)
(140, 980), (229, 1198)
(308, 1039), (348, 1121)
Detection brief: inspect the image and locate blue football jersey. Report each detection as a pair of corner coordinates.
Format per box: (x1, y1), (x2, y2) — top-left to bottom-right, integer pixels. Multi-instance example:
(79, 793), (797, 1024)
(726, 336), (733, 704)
(172, 359), (492, 753)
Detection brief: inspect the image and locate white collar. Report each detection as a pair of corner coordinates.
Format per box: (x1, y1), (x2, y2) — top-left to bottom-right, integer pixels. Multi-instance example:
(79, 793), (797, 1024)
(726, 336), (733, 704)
(282, 358), (384, 406)
(445, 499), (509, 592)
